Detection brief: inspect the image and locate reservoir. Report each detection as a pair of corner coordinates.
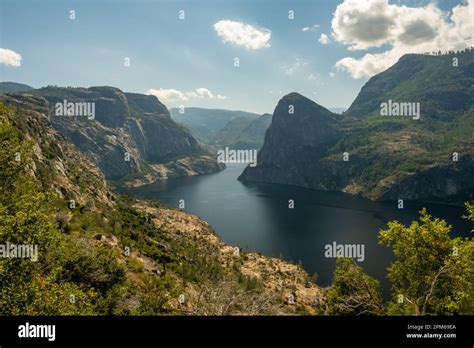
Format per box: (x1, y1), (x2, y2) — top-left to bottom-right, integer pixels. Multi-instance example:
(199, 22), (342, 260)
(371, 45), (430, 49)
(124, 164), (472, 296)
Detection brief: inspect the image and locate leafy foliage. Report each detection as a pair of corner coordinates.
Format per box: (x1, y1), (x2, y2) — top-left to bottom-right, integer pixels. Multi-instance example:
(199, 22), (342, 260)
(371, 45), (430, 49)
(318, 258), (385, 315)
(0, 112), (97, 314)
(379, 208), (473, 315)
(321, 205), (474, 316)
(380, 209), (474, 315)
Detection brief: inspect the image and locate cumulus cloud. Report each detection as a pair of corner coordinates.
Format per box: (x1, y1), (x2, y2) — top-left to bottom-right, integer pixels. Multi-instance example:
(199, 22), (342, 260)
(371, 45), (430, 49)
(319, 33), (330, 45)
(213, 20), (271, 50)
(451, 0), (474, 39)
(146, 88), (227, 104)
(186, 87), (215, 99)
(146, 88), (188, 103)
(0, 48), (22, 66)
(332, 0), (474, 78)
(335, 51), (397, 79)
(332, 0), (398, 50)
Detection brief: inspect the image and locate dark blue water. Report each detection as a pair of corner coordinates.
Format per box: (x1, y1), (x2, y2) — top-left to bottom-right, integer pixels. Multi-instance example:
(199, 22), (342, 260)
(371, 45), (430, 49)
(124, 164), (472, 296)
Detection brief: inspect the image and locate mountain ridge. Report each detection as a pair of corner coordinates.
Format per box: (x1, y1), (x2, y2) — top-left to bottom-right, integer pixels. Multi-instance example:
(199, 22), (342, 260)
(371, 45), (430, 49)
(0, 81), (34, 94)
(240, 51), (474, 203)
(5, 85), (224, 186)
(169, 107), (268, 151)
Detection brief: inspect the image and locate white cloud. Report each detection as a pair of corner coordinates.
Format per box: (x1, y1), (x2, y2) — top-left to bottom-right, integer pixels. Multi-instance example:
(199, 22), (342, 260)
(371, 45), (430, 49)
(308, 73), (319, 80)
(332, 0), (474, 78)
(146, 88), (227, 104)
(451, 0), (474, 40)
(187, 87), (215, 99)
(335, 51), (396, 79)
(146, 88), (188, 103)
(329, 72), (335, 78)
(213, 20), (271, 50)
(302, 24), (319, 32)
(319, 33), (330, 45)
(332, 0), (399, 51)
(0, 48), (22, 66)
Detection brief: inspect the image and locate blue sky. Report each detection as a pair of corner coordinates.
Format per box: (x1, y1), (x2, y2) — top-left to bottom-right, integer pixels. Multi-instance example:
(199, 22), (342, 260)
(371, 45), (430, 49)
(0, 0), (471, 114)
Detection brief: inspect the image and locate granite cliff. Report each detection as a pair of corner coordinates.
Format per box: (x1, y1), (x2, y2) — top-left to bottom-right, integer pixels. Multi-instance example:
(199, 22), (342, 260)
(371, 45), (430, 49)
(21, 86), (224, 186)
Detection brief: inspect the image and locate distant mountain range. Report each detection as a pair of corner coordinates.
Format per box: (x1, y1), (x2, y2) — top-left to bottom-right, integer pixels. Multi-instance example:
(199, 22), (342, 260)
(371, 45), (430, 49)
(170, 107), (271, 151)
(229, 113), (272, 150)
(240, 50), (474, 203)
(0, 81), (33, 94)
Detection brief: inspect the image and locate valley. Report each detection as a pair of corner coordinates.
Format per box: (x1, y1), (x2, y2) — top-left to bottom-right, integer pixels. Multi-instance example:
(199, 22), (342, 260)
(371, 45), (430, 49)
(1, 50), (473, 317)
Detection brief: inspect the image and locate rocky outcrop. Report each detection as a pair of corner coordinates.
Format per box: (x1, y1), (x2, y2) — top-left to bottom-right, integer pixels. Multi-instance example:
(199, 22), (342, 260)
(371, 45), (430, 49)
(239, 92), (342, 188)
(1, 93), (115, 208)
(377, 157), (474, 201)
(27, 86), (223, 185)
(134, 203), (322, 314)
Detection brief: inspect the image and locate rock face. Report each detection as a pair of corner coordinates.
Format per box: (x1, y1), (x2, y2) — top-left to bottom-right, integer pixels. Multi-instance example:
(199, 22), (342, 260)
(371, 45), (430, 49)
(125, 92), (202, 163)
(240, 51), (474, 203)
(239, 93), (341, 188)
(1, 93), (115, 208)
(28, 86), (223, 185)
